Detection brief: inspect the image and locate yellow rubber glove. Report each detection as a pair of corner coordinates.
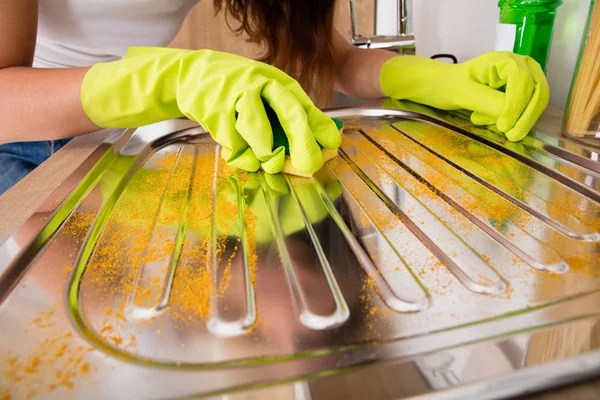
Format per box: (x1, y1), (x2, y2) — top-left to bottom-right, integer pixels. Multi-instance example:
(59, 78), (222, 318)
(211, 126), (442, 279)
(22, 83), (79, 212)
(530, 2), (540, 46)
(81, 47), (341, 175)
(380, 52), (550, 142)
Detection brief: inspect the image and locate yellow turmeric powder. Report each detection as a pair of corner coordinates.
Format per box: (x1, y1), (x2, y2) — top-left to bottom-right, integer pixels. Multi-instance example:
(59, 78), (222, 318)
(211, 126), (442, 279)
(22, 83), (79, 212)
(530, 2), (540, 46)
(2, 310), (97, 398)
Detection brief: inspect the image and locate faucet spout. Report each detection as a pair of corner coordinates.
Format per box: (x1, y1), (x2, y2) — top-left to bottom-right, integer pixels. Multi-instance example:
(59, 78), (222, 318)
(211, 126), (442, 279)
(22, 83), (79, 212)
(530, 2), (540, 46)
(349, 0), (415, 52)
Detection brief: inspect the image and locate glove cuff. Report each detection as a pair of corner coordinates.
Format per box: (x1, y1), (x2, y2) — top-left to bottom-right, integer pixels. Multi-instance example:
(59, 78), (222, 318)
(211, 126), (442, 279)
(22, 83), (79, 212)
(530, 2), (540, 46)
(80, 49), (189, 129)
(379, 55), (453, 101)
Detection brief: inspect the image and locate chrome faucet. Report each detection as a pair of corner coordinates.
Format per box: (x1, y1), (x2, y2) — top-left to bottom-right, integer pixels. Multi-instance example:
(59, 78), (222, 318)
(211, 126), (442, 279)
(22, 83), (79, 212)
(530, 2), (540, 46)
(349, 0), (415, 52)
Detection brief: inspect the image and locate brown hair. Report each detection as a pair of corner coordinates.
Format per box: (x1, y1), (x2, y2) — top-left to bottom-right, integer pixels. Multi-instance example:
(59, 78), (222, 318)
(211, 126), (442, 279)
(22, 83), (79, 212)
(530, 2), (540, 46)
(213, 0), (337, 107)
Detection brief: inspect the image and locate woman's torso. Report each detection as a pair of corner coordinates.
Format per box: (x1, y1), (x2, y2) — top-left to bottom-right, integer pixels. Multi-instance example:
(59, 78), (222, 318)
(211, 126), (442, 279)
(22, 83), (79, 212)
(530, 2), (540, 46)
(34, 0), (201, 68)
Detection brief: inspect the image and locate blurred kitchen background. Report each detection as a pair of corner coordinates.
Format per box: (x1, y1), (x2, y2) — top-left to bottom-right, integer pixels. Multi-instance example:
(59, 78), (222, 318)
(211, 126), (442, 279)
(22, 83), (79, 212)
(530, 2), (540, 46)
(170, 0), (589, 109)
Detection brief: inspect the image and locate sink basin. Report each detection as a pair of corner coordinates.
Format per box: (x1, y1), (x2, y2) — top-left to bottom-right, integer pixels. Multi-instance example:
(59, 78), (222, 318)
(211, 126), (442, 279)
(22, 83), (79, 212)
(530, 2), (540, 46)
(1, 101), (599, 399)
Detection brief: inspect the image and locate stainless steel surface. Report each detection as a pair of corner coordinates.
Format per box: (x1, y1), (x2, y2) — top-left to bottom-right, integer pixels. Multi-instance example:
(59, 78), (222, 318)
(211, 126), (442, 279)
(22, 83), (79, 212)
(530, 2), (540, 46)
(397, 0), (408, 39)
(349, 0), (415, 50)
(0, 101), (599, 399)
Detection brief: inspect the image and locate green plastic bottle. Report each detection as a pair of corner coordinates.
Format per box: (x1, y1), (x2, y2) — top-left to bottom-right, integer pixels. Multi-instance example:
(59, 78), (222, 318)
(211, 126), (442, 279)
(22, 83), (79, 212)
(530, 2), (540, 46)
(496, 0), (563, 72)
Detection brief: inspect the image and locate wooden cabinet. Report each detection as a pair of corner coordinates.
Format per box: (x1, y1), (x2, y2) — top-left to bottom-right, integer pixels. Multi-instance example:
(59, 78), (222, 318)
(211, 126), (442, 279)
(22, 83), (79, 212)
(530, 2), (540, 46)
(169, 0), (374, 57)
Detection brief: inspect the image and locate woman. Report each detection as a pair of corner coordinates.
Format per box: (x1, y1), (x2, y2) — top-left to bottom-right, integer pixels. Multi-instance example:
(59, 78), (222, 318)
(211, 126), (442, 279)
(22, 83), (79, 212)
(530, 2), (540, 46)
(0, 0), (549, 195)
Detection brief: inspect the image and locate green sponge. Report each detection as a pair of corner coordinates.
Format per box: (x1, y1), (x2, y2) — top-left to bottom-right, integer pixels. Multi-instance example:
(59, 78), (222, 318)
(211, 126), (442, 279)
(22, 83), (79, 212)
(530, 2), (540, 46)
(267, 105), (343, 156)
(222, 106), (343, 177)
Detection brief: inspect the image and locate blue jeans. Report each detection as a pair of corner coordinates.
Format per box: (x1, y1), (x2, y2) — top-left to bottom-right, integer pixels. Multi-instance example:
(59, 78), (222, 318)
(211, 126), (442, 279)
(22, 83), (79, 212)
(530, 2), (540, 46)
(0, 139), (71, 195)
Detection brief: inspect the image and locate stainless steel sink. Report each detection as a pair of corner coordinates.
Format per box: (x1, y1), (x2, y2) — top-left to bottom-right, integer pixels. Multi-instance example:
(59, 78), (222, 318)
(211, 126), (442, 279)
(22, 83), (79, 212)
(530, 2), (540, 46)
(1, 101), (599, 399)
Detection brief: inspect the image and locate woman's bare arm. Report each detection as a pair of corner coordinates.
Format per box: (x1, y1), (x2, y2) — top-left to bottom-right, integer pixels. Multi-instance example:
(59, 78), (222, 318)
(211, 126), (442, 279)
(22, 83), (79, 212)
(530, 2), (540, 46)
(331, 30), (395, 100)
(0, 0), (98, 145)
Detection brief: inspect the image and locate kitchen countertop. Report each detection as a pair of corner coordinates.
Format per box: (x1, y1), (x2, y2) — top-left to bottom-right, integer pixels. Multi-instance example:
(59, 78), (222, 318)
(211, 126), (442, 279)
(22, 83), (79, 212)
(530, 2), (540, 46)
(1, 105), (599, 399)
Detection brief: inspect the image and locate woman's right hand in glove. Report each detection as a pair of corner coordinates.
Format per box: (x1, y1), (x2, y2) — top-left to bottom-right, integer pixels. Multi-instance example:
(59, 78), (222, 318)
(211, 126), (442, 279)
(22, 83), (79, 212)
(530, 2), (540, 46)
(80, 47), (341, 176)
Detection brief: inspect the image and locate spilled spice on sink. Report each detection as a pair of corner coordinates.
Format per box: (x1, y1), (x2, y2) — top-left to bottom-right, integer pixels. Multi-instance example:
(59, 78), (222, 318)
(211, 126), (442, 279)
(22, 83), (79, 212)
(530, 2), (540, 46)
(358, 275), (393, 339)
(244, 205), (259, 286)
(2, 145), (265, 397)
(78, 145), (260, 335)
(1, 310), (97, 399)
(61, 209), (97, 242)
(565, 255), (600, 277)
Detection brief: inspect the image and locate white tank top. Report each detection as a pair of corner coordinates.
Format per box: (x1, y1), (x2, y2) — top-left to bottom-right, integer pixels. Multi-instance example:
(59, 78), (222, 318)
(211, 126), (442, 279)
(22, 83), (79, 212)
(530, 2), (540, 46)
(34, 0), (201, 68)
